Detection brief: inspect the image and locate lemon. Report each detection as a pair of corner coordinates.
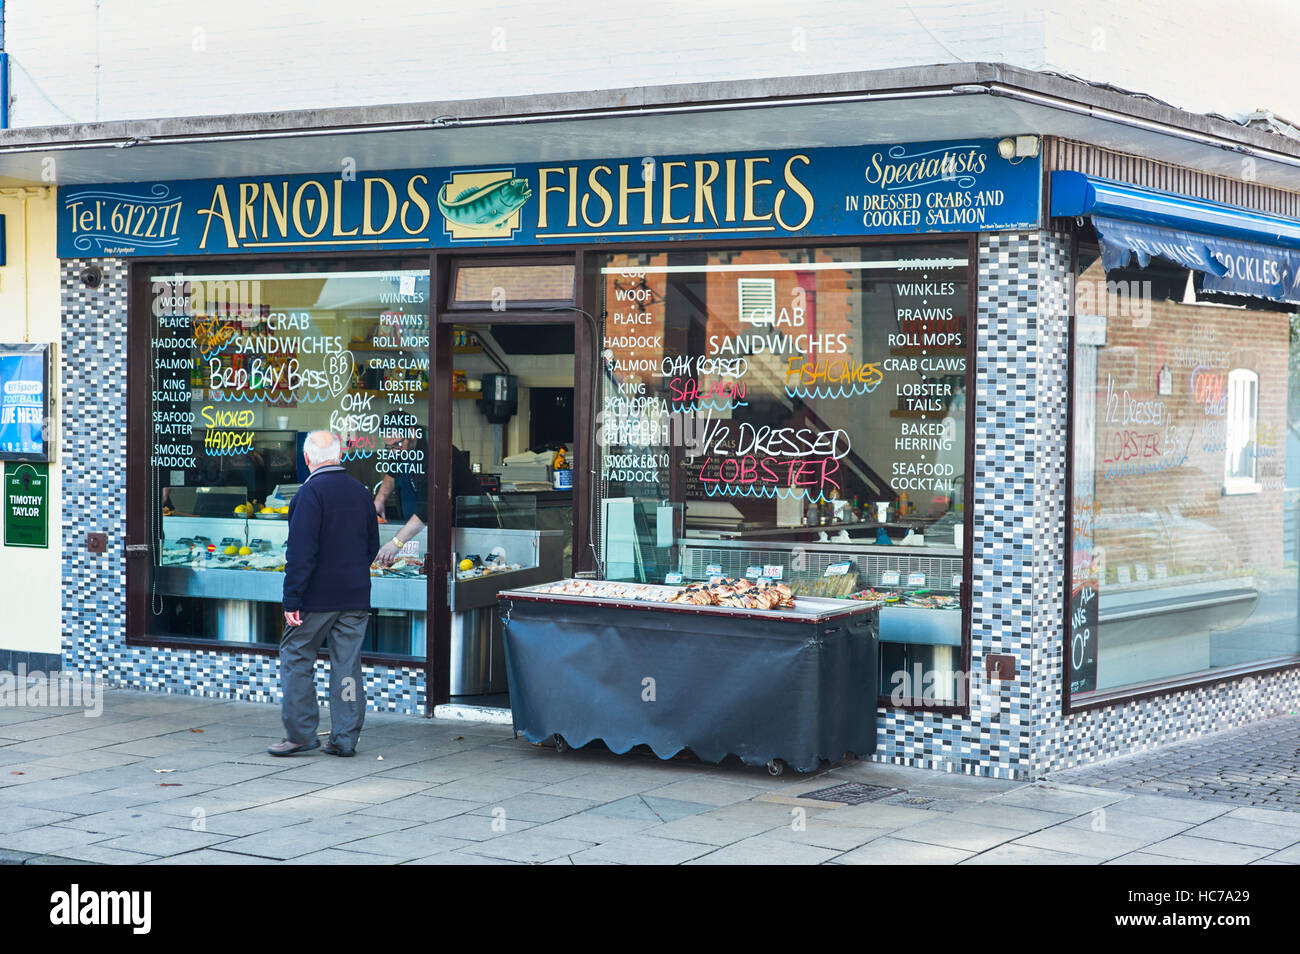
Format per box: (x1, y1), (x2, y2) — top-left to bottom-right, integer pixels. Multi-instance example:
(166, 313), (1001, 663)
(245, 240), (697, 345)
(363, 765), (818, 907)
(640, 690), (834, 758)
(224, 546), (237, 555)
(238, 546), (251, 556)
(458, 558), (474, 572)
(277, 506), (289, 514)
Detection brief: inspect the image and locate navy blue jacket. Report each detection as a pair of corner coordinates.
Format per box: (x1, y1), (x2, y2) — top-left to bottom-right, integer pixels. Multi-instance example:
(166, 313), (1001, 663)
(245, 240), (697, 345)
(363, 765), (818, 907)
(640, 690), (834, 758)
(283, 465), (380, 613)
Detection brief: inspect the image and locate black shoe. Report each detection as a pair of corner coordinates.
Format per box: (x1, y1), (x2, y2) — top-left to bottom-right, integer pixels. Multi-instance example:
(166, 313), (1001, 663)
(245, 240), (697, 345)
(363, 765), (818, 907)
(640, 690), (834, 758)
(268, 738), (321, 756)
(323, 741), (355, 758)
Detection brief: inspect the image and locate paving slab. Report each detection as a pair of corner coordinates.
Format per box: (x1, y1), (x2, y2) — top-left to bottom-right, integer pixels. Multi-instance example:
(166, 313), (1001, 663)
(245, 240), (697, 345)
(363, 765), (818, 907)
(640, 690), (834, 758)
(1224, 806), (1300, 829)
(835, 836), (972, 865)
(412, 813), (538, 842)
(1105, 851), (1204, 865)
(279, 847), (406, 864)
(1011, 825), (1149, 861)
(891, 818), (1018, 853)
(647, 813), (780, 847)
(686, 837), (841, 865)
(354, 794), (485, 823)
(961, 843), (1100, 864)
(1102, 793), (1234, 823)
(1061, 809), (1194, 842)
(421, 774), (541, 804)
(91, 827), (233, 857)
(993, 785), (1125, 815)
(1140, 834), (1277, 864)
(406, 850), (523, 865)
(641, 777), (775, 807)
(524, 811), (663, 844)
(941, 803), (1075, 832)
(1182, 816), (1300, 850)
(808, 801), (935, 830)
(566, 833), (715, 865)
(0, 825), (121, 854)
(752, 818), (889, 852)
(459, 830), (596, 864)
(339, 825), (476, 860)
(1264, 843), (1300, 863)
(0, 805), (80, 834)
(311, 777), (432, 804)
(468, 793), (600, 823)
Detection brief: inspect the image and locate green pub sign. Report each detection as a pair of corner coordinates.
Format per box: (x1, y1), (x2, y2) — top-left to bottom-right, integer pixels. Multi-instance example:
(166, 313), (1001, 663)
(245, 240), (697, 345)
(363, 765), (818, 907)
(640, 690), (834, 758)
(4, 462), (48, 548)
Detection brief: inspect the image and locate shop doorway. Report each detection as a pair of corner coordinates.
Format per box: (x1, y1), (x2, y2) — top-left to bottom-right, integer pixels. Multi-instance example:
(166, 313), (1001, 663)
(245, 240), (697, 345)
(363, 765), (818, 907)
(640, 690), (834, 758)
(426, 254), (590, 714)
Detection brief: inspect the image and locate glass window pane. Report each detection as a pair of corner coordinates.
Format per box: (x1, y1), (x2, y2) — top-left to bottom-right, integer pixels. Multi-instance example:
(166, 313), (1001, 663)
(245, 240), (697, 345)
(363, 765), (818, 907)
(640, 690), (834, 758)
(1070, 246), (1300, 700)
(147, 268), (429, 657)
(597, 244), (970, 706)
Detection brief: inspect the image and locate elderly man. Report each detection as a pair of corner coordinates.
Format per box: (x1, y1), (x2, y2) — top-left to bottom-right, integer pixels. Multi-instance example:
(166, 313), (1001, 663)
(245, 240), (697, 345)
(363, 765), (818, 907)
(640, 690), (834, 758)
(269, 430), (380, 757)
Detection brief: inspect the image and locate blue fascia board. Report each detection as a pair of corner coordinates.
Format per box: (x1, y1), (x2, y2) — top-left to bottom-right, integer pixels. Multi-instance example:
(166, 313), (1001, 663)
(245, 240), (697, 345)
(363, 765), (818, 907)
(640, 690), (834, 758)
(1050, 170), (1300, 250)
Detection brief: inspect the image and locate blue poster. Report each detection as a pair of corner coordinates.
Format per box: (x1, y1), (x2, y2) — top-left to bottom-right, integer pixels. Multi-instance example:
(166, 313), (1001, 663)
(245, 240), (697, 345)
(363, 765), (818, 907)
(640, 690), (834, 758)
(0, 352), (46, 458)
(57, 139), (1041, 257)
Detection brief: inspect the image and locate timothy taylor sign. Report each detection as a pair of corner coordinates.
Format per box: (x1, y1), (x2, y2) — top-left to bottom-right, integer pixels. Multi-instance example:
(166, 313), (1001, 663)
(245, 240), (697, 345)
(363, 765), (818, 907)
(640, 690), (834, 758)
(58, 138), (1040, 257)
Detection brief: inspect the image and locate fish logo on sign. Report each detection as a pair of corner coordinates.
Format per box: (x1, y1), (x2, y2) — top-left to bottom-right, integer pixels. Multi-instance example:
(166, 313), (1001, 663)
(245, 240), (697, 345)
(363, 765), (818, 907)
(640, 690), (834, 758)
(436, 170), (532, 240)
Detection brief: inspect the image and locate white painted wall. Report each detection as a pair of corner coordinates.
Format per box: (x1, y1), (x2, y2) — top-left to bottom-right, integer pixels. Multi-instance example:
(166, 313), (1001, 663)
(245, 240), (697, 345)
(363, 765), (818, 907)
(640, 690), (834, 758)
(4, 0), (1291, 129)
(0, 188), (61, 655)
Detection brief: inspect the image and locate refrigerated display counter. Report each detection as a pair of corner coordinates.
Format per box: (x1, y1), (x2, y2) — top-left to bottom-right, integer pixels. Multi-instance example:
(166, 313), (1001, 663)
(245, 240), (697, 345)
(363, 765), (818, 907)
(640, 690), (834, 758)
(449, 527), (566, 695)
(497, 580), (880, 774)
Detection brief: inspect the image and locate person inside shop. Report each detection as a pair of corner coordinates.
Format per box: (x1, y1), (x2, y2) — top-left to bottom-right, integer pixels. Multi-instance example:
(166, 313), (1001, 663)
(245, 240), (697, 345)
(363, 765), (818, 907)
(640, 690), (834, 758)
(373, 427), (482, 566)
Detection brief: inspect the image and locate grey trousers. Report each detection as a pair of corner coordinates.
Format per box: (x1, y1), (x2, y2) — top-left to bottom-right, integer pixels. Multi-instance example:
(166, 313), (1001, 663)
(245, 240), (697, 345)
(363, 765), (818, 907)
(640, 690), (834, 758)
(279, 610), (369, 749)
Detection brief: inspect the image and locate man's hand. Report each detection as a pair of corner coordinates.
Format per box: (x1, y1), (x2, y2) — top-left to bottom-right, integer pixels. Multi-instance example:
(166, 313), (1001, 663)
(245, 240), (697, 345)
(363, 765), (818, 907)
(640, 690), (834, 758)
(375, 540), (402, 567)
(284, 610), (302, 628)
(374, 496), (387, 517)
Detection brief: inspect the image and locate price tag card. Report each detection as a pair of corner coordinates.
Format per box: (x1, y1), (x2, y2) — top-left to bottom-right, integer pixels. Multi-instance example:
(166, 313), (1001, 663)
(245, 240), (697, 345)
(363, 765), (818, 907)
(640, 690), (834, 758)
(745, 566), (762, 580)
(824, 561), (852, 577)
(881, 570), (900, 587)
(1116, 566), (1131, 585)
(1135, 565), (1149, 582)
(758, 577), (773, 586)
(762, 564), (784, 580)
(1155, 564), (1169, 579)
(705, 564), (723, 577)
(907, 572), (926, 587)
(951, 574), (962, 590)
(399, 275), (417, 296)
(664, 572), (684, 585)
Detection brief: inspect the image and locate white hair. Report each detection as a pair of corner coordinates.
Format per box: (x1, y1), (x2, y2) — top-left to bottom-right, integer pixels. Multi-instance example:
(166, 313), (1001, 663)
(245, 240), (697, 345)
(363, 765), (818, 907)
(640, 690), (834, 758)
(304, 430), (342, 467)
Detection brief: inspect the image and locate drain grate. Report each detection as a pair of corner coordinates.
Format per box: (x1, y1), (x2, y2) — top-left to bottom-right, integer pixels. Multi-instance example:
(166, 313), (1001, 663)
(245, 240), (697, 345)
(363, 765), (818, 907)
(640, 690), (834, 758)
(799, 782), (903, 805)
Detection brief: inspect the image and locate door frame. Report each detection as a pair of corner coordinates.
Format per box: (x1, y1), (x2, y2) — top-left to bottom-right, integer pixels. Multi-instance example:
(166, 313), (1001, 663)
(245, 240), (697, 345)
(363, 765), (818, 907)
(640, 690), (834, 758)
(425, 249), (595, 711)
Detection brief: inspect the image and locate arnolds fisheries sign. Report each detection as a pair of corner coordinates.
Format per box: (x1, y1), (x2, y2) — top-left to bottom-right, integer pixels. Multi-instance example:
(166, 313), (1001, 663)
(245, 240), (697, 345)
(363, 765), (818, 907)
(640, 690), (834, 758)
(58, 139), (1040, 257)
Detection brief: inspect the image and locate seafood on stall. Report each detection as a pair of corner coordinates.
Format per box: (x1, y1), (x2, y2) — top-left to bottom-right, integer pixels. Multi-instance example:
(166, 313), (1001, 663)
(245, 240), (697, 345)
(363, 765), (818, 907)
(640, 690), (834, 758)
(371, 555), (425, 578)
(670, 577), (795, 610)
(530, 580), (679, 602)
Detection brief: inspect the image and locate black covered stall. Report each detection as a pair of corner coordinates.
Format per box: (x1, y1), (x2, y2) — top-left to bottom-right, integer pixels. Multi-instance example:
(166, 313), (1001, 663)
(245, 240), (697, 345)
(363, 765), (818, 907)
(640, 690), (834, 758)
(497, 584), (880, 774)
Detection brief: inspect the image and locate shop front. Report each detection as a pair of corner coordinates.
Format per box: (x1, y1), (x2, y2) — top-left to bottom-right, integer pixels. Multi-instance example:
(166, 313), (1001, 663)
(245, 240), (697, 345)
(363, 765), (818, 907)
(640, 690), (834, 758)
(45, 83), (1300, 778)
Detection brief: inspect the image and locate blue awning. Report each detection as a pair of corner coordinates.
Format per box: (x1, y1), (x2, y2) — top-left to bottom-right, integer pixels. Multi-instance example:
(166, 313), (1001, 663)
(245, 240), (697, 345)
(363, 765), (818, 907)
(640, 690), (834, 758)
(1052, 171), (1300, 305)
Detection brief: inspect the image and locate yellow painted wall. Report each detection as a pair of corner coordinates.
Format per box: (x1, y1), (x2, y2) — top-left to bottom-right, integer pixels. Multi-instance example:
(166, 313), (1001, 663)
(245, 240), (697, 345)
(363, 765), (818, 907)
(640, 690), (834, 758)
(0, 188), (61, 656)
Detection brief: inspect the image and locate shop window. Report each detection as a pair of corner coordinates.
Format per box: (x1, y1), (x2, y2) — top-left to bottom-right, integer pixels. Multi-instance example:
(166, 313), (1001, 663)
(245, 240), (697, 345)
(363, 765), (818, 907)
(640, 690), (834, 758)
(140, 266), (430, 657)
(596, 243), (971, 708)
(1223, 368), (1260, 494)
(1068, 242), (1300, 705)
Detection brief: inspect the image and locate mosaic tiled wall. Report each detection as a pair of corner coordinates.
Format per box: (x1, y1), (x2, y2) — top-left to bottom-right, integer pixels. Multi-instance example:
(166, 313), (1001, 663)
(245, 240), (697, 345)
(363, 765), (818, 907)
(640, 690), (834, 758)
(59, 258), (426, 717)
